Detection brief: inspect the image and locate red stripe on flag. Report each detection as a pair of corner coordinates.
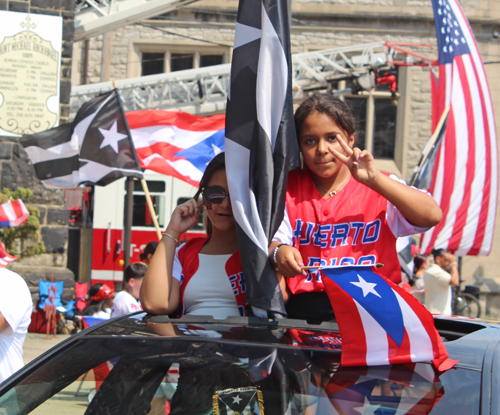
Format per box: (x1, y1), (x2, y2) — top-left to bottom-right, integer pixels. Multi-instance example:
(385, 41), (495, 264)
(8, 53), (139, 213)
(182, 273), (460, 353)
(135, 143), (200, 187)
(12, 200), (23, 220)
(468, 61), (493, 255)
(448, 57), (476, 250)
(426, 103), (458, 252)
(322, 276), (368, 367)
(126, 110), (225, 131)
(387, 329), (412, 365)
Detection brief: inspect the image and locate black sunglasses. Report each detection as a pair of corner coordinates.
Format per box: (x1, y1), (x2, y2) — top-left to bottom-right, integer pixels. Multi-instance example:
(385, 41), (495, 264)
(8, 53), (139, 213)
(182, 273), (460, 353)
(202, 186), (230, 204)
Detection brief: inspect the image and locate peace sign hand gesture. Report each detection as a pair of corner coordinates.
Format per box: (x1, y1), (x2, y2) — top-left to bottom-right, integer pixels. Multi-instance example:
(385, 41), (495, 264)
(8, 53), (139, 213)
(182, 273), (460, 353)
(328, 134), (379, 186)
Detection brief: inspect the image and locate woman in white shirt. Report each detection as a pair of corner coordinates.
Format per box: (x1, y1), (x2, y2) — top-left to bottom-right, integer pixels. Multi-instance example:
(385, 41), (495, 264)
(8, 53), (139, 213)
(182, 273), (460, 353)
(141, 153), (270, 319)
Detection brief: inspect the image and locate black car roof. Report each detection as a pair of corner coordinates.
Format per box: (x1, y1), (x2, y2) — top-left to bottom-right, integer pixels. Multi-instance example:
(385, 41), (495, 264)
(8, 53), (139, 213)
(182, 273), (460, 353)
(70, 312), (498, 370)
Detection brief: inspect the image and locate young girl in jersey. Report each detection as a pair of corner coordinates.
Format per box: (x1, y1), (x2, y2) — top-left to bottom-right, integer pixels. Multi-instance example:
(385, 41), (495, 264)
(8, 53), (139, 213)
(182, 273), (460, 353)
(140, 152), (249, 319)
(270, 93), (442, 321)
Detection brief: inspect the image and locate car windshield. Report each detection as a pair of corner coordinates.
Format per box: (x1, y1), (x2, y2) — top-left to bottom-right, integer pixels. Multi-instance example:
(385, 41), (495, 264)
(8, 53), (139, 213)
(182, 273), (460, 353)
(0, 317), (482, 415)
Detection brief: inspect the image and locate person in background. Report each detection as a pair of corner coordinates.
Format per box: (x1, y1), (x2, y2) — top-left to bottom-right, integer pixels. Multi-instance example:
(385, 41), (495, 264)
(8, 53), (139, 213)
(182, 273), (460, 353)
(140, 241), (158, 266)
(140, 153), (278, 319)
(411, 254), (430, 304)
(423, 249), (459, 315)
(0, 268), (32, 383)
(79, 283), (114, 319)
(111, 263), (146, 317)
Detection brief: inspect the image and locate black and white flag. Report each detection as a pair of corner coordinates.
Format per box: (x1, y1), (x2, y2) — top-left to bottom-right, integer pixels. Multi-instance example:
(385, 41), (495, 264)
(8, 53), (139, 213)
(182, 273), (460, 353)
(20, 90), (143, 188)
(225, 0), (300, 315)
(213, 387), (264, 415)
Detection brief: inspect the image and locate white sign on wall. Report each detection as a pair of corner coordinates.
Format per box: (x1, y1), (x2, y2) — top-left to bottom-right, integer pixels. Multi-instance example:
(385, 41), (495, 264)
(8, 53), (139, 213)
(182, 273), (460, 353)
(0, 11), (62, 136)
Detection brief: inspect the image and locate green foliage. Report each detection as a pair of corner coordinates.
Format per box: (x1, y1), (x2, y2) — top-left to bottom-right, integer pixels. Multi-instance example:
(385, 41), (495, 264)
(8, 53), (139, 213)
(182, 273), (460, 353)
(23, 242), (46, 257)
(0, 187), (45, 258)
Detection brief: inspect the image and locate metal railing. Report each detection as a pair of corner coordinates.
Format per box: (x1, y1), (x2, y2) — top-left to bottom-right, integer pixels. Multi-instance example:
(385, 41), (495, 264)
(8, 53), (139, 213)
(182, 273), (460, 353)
(70, 42), (401, 117)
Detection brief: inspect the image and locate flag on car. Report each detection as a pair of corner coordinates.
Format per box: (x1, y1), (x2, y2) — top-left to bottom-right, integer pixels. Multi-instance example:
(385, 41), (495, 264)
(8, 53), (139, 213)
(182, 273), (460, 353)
(224, 0), (300, 316)
(0, 244), (18, 268)
(20, 90), (143, 189)
(126, 110), (225, 187)
(320, 265), (455, 371)
(420, 0), (498, 256)
(0, 199), (29, 227)
(213, 387), (264, 415)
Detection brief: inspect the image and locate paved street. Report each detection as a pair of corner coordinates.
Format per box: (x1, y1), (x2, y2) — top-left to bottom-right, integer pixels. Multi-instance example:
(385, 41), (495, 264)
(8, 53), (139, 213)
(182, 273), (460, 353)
(23, 332), (72, 364)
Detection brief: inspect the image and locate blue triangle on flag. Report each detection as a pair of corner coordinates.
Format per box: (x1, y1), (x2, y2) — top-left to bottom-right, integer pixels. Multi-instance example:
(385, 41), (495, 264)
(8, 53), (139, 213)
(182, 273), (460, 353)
(174, 129), (225, 172)
(321, 266), (405, 346)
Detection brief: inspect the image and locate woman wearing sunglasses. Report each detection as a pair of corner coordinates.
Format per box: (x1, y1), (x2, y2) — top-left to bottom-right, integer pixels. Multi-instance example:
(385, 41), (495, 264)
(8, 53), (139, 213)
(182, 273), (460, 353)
(140, 152), (248, 318)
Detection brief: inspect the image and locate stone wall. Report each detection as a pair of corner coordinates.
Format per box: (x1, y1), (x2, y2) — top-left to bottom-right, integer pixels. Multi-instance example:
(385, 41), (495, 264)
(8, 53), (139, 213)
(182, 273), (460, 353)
(0, 0), (77, 304)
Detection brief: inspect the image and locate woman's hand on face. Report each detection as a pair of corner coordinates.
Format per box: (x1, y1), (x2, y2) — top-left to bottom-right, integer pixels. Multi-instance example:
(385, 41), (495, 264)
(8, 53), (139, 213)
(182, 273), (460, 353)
(166, 197), (203, 236)
(276, 245), (307, 278)
(329, 134), (379, 185)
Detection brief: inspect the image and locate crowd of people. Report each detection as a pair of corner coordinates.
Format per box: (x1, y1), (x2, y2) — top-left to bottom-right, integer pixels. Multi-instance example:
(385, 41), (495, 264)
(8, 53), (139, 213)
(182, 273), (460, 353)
(0, 92), (461, 385)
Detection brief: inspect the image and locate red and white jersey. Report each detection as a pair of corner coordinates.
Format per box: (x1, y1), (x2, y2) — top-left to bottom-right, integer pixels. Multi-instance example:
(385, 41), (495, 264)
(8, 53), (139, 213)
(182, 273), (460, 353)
(111, 291), (142, 318)
(274, 169), (430, 294)
(173, 237), (247, 317)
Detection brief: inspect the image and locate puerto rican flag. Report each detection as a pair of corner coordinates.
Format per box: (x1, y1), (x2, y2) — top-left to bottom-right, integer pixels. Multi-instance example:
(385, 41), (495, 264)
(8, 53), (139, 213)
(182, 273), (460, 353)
(320, 266), (455, 371)
(324, 363), (444, 414)
(0, 199), (29, 227)
(126, 110), (225, 187)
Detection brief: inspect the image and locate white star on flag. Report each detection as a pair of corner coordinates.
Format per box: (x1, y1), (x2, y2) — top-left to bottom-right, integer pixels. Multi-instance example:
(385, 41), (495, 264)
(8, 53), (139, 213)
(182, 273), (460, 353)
(351, 274), (381, 298)
(99, 120), (128, 153)
(353, 396), (382, 415)
(212, 143), (223, 156)
(232, 395), (242, 404)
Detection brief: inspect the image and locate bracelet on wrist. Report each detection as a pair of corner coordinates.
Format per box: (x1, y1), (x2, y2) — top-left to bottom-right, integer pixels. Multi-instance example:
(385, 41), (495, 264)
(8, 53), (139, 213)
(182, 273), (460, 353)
(273, 243), (288, 265)
(163, 232), (179, 244)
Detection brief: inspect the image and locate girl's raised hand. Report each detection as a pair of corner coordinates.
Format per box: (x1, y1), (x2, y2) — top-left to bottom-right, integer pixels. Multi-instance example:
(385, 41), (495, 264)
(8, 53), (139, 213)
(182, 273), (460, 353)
(166, 197), (203, 236)
(329, 134), (379, 185)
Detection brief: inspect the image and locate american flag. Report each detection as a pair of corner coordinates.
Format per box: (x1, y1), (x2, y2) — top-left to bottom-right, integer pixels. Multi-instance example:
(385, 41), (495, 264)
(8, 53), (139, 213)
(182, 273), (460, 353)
(420, 0), (498, 256)
(225, 0), (300, 315)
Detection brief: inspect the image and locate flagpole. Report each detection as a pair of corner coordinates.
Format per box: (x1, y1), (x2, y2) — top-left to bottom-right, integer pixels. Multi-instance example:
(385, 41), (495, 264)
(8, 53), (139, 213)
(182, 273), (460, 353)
(410, 106), (449, 186)
(140, 179), (162, 241)
(123, 177), (134, 275)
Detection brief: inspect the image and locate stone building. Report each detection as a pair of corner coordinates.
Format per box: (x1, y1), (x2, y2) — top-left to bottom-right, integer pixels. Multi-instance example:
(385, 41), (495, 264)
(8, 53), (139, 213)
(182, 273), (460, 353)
(0, 0), (77, 304)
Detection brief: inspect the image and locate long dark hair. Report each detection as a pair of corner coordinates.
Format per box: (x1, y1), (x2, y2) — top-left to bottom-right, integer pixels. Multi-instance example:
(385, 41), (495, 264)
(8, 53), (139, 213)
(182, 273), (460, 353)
(294, 93), (356, 138)
(194, 152), (226, 236)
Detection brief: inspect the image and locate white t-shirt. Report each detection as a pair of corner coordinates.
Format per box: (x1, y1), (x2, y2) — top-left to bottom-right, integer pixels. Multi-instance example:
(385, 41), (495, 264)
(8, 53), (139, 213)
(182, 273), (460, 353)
(110, 291), (142, 318)
(0, 268), (32, 383)
(423, 263), (453, 315)
(173, 253), (240, 319)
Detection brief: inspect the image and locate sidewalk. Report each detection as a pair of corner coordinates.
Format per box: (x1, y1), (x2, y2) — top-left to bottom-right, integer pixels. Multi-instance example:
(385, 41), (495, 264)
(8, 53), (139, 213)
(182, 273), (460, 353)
(23, 332), (72, 364)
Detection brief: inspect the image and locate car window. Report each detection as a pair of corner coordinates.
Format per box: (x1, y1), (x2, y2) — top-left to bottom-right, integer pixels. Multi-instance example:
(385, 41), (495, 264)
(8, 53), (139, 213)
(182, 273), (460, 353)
(0, 333), (481, 415)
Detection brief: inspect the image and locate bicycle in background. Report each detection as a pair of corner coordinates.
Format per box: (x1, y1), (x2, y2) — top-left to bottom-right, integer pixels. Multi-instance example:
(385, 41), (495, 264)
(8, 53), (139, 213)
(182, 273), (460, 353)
(453, 283), (481, 318)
